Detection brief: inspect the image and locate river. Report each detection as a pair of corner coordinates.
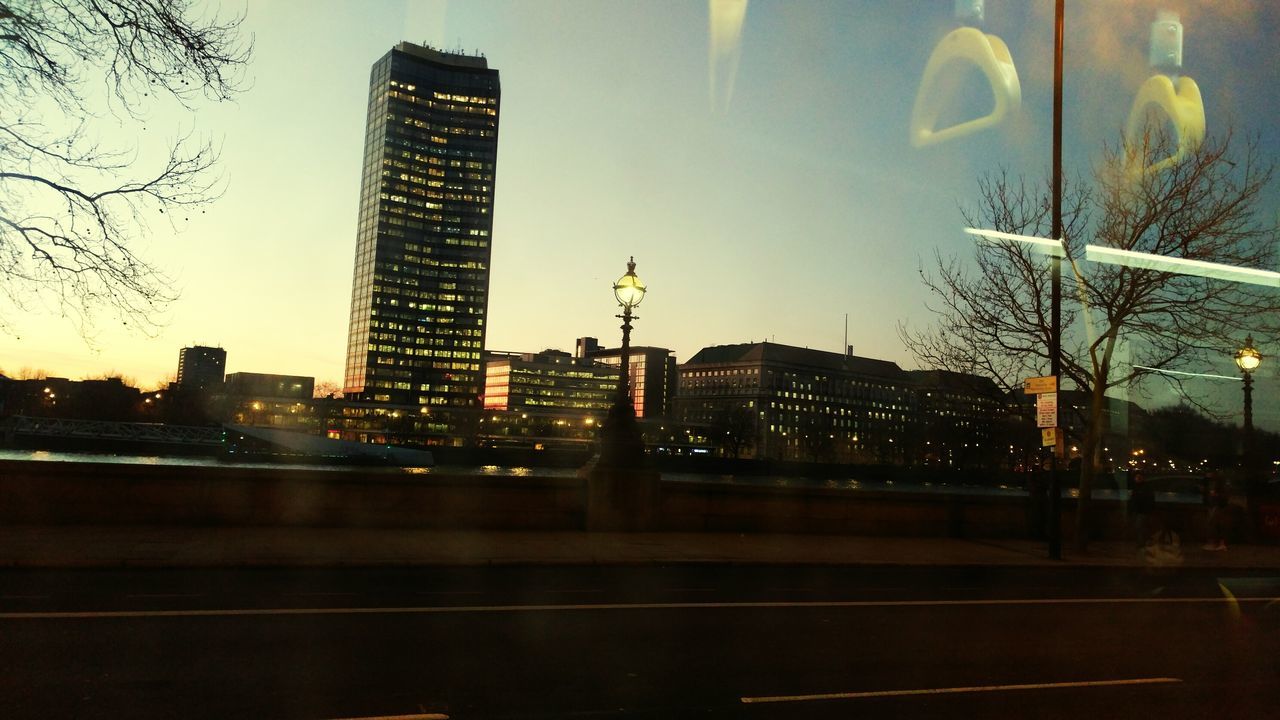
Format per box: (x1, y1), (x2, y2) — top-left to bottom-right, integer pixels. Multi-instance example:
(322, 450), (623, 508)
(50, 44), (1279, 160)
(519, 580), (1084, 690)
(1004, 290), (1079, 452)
(0, 449), (1202, 502)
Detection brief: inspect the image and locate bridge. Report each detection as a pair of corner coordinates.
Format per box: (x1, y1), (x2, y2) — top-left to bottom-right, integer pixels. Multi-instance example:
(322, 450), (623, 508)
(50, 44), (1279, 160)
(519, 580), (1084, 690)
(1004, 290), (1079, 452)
(0, 415), (224, 447)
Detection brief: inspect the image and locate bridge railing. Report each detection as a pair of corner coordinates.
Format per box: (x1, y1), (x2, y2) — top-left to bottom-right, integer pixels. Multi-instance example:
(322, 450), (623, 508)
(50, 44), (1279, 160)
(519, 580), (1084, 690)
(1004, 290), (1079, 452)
(0, 415), (224, 446)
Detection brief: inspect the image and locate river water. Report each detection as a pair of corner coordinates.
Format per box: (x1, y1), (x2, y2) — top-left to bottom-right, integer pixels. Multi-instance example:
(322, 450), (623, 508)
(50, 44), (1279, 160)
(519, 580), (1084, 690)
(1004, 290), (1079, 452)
(0, 449), (1201, 502)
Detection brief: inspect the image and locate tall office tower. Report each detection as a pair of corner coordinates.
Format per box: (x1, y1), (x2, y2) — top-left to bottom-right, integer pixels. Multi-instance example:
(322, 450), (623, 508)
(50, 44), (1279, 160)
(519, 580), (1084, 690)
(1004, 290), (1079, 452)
(175, 345), (227, 392)
(343, 43), (500, 430)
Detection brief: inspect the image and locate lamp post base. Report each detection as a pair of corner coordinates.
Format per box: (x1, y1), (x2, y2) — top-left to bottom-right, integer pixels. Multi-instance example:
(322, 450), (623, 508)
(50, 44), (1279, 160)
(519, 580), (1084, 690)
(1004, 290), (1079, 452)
(580, 401), (657, 531)
(581, 458), (659, 532)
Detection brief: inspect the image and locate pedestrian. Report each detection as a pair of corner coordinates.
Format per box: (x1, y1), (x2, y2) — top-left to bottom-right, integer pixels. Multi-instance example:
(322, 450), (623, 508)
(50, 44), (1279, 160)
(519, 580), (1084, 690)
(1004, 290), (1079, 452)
(1128, 470), (1154, 550)
(1202, 471), (1229, 551)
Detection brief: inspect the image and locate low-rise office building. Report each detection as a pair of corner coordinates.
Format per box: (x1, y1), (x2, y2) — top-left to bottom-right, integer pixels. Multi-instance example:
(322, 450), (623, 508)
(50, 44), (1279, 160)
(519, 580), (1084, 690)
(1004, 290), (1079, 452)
(0, 376), (142, 421)
(479, 350), (617, 450)
(677, 342), (915, 463)
(223, 373), (318, 431)
(483, 350), (617, 416)
(576, 337), (676, 419)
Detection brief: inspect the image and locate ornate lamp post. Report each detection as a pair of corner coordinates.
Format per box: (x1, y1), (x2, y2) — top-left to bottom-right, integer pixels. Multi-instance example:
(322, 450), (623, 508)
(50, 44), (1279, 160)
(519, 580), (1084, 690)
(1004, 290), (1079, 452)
(1235, 334), (1262, 467)
(598, 258), (646, 464)
(611, 257), (647, 416)
(585, 257), (657, 531)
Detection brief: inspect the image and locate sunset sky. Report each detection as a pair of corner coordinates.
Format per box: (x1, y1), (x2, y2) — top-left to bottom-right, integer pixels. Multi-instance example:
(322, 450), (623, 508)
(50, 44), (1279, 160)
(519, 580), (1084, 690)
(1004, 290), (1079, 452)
(5, 0), (1279, 428)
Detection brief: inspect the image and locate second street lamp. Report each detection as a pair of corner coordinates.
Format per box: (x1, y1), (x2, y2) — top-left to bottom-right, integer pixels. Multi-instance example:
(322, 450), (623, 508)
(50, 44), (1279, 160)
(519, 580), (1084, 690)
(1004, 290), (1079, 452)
(601, 257), (646, 465)
(1235, 334), (1262, 469)
(585, 256), (658, 531)
(612, 255), (647, 414)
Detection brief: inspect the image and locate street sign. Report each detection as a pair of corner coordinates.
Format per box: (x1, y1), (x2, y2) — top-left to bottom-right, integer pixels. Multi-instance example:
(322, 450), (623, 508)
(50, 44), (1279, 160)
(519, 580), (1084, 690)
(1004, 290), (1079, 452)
(1023, 375), (1057, 394)
(1041, 428), (1057, 447)
(1036, 392), (1058, 428)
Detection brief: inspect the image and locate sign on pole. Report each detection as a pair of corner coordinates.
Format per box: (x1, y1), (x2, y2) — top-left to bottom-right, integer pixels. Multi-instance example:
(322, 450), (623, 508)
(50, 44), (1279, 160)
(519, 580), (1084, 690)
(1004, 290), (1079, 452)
(1041, 428), (1057, 447)
(1023, 375), (1057, 394)
(1036, 392), (1058, 429)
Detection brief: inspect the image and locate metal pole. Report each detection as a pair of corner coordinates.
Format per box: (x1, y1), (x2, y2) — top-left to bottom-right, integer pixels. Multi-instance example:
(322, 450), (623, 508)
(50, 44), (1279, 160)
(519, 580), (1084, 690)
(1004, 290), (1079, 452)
(1243, 371), (1254, 465)
(617, 306), (634, 412)
(1048, 0), (1064, 560)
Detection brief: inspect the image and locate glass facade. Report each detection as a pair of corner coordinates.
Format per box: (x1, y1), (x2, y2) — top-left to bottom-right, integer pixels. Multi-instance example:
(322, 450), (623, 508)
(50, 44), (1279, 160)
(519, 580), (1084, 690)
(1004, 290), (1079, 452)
(343, 43), (500, 430)
(590, 347), (677, 419)
(483, 352), (617, 415)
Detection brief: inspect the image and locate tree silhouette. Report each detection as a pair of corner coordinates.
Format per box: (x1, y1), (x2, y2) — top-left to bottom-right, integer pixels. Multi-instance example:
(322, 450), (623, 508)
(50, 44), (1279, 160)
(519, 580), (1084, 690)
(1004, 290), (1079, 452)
(902, 131), (1280, 549)
(0, 0), (251, 336)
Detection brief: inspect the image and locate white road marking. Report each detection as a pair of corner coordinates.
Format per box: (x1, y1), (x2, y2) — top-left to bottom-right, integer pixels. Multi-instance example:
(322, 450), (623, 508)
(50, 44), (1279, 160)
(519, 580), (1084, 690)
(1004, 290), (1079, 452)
(741, 677), (1183, 704)
(0, 595), (1276, 620)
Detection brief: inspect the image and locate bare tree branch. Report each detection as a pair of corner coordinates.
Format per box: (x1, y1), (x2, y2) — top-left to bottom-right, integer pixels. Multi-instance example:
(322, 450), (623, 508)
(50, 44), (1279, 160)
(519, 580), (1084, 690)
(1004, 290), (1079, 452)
(0, 0), (250, 336)
(900, 129), (1280, 549)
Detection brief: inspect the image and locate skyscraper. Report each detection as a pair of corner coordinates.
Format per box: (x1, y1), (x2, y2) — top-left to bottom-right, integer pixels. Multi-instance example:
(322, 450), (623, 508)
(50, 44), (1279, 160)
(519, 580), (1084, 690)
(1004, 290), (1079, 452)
(343, 43), (500, 432)
(176, 345), (227, 391)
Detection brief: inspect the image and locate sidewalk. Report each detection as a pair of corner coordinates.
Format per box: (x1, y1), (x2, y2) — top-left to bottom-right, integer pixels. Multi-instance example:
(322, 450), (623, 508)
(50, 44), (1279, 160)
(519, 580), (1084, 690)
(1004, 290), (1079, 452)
(4, 525), (1280, 570)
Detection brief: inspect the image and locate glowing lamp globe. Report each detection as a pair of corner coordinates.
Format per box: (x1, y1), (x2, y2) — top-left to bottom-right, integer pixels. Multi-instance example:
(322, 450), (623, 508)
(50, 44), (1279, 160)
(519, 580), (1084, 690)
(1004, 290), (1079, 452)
(1236, 335), (1261, 373)
(614, 257), (646, 309)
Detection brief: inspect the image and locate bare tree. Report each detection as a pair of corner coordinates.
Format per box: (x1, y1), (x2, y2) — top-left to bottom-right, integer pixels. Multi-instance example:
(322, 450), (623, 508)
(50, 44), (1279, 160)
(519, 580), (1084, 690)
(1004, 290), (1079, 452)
(901, 131), (1280, 549)
(14, 366), (49, 380)
(711, 403), (757, 459)
(86, 369), (138, 387)
(0, 0), (251, 336)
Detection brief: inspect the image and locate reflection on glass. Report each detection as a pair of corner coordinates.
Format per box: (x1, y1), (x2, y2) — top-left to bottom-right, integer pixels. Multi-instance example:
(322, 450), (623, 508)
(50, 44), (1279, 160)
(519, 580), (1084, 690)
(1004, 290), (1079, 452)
(1124, 11), (1205, 177)
(708, 0), (748, 111)
(910, 0), (1020, 148)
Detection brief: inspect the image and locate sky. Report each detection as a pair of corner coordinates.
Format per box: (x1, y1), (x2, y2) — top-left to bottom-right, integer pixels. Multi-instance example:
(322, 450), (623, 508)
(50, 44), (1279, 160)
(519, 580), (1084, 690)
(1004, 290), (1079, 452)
(4, 0), (1279, 429)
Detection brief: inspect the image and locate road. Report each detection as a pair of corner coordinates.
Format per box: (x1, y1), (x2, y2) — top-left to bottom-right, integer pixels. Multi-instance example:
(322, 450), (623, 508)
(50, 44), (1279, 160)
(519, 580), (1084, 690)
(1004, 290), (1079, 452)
(2, 565), (1278, 719)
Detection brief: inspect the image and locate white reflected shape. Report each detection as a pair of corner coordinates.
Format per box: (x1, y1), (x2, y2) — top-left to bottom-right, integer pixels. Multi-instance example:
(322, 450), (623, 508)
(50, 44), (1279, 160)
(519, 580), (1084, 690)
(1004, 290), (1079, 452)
(1085, 245), (1280, 288)
(910, 27), (1020, 148)
(1132, 365), (1242, 382)
(1124, 12), (1205, 178)
(1124, 75), (1206, 178)
(709, 0), (748, 111)
(963, 227), (1065, 257)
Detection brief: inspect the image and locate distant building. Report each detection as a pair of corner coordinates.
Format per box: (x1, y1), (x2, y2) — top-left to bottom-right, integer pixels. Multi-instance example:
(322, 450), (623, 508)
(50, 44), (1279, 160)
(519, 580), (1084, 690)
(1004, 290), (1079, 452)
(483, 350), (617, 416)
(176, 345), (226, 391)
(341, 42), (500, 441)
(0, 376), (141, 422)
(475, 349), (617, 450)
(223, 373), (317, 430)
(908, 369), (1003, 468)
(677, 342), (916, 463)
(575, 337), (601, 358)
(224, 373), (314, 400)
(576, 338), (677, 419)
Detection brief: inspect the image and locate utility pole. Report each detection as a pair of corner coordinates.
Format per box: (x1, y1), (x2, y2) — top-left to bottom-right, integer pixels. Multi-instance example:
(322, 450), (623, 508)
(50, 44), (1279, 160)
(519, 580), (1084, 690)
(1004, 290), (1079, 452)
(1048, 0), (1065, 560)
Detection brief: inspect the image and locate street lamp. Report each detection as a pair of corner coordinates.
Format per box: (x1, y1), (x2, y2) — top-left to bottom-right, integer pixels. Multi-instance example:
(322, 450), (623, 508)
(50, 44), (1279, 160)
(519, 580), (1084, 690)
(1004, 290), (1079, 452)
(1235, 334), (1262, 467)
(600, 256), (646, 465)
(612, 256), (646, 411)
